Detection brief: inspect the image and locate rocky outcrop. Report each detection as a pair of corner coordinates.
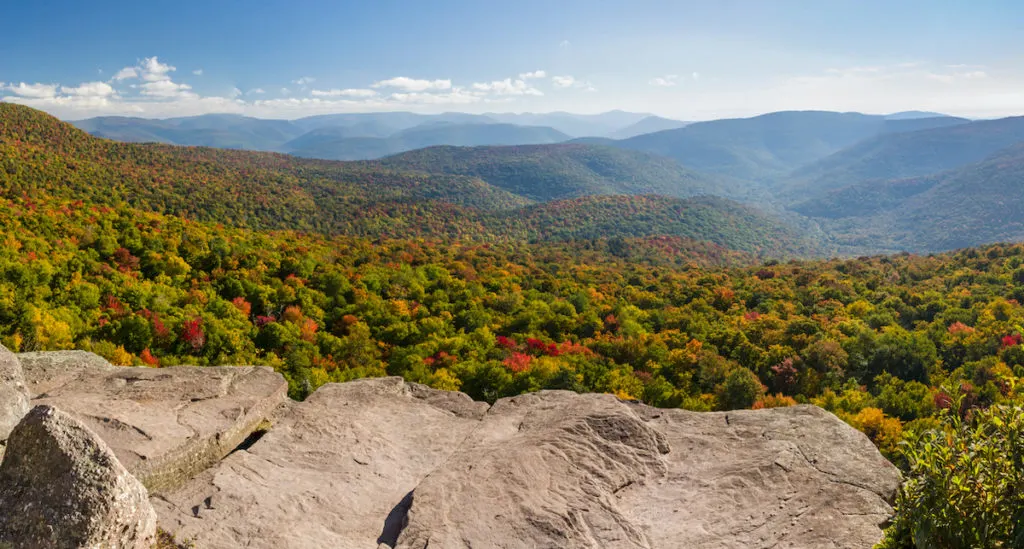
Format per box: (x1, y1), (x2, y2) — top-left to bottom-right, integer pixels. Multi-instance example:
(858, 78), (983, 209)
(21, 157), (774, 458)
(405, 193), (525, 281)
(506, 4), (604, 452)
(0, 349), (902, 549)
(20, 352), (288, 494)
(0, 343), (30, 453)
(155, 378), (901, 549)
(0, 405), (157, 549)
(152, 377), (488, 548)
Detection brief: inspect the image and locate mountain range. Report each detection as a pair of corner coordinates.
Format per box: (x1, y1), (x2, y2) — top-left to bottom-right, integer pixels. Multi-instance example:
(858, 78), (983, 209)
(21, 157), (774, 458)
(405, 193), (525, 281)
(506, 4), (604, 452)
(52, 102), (1024, 255)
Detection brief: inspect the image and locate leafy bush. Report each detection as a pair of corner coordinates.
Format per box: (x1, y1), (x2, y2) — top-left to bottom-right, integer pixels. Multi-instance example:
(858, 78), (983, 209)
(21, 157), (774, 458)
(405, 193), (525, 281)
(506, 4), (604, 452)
(879, 392), (1024, 548)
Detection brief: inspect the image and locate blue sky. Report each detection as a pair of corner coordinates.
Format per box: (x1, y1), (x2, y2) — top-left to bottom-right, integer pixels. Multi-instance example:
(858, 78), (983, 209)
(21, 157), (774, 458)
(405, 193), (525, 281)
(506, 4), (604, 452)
(2, 0), (1022, 120)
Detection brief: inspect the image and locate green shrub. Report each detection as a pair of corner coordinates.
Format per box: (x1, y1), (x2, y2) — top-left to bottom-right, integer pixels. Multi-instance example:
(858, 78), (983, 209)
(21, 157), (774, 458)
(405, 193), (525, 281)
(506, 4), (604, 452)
(879, 392), (1024, 548)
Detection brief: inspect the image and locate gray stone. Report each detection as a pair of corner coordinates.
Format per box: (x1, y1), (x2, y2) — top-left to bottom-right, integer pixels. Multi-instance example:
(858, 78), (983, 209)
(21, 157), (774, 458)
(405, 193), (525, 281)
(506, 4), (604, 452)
(155, 380), (901, 549)
(28, 363), (288, 494)
(0, 343), (30, 452)
(151, 377), (486, 549)
(18, 350), (116, 397)
(0, 405), (157, 549)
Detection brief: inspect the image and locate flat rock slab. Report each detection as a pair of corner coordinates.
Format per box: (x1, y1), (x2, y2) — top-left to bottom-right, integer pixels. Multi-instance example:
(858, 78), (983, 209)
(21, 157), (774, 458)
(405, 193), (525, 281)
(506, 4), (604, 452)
(22, 355), (288, 494)
(152, 377), (488, 549)
(156, 381), (900, 549)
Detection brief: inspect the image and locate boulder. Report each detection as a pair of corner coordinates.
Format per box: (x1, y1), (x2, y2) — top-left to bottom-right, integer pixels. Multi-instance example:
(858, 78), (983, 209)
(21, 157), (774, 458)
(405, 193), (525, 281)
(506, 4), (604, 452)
(0, 343), (30, 452)
(155, 381), (901, 549)
(151, 377), (487, 549)
(27, 362), (288, 494)
(0, 405), (157, 549)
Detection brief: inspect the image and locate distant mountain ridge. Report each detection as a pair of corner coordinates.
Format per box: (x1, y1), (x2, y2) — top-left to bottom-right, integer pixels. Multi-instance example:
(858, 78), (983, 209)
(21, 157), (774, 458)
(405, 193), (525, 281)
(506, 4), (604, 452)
(607, 111), (969, 182)
(283, 123), (572, 161)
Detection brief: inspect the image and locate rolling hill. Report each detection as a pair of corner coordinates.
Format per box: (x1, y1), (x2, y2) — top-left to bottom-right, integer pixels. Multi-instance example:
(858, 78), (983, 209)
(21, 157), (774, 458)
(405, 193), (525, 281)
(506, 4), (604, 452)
(611, 111), (967, 183)
(779, 116), (1020, 202)
(795, 143), (1024, 251)
(379, 143), (737, 201)
(282, 123), (572, 161)
(2, 103), (818, 255)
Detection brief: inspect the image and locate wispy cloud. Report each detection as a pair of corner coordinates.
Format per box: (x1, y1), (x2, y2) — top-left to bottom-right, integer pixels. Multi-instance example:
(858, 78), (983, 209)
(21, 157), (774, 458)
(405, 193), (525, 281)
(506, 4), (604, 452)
(471, 78), (542, 96)
(192, 69), (203, 76)
(552, 75), (596, 91)
(372, 77), (452, 92)
(649, 75), (678, 87)
(293, 76), (315, 86)
(310, 88), (378, 98)
(519, 70), (546, 80)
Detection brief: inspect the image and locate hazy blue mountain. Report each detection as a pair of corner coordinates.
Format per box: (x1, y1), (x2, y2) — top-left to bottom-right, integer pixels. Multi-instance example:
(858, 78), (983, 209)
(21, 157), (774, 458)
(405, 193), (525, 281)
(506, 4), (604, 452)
(797, 143), (1024, 252)
(611, 111), (890, 182)
(74, 114), (306, 150)
(781, 116), (1021, 202)
(884, 110), (954, 120)
(283, 123), (571, 160)
(291, 111), (496, 133)
(484, 110), (651, 137)
(609, 115), (689, 139)
(379, 143), (737, 202)
(609, 111), (976, 183)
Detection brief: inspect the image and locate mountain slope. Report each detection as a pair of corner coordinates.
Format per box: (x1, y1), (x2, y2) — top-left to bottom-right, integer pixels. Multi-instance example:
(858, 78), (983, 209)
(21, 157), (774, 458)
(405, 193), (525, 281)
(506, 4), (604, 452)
(2, 103), (531, 234)
(799, 143), (1024, 251)
(283, 123), (571, 161)
(379, 144), (736, 201)
(612, 111), (968, 183)
(780, 116), (1015, 202)
(609, 115), (689, 139)
(2, 103), (818, 255)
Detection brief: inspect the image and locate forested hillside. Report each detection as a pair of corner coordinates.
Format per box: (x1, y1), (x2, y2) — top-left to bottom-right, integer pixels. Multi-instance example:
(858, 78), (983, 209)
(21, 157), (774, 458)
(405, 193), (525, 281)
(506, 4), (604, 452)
(380, 143), (739, 201)
(1, 104), (812, 253)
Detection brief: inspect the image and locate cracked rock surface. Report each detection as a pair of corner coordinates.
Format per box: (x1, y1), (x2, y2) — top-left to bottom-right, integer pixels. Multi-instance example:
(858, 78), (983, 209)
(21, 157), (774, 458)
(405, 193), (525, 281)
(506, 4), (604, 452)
(156, 378), (901, 549)
(20, 352), (288, 494)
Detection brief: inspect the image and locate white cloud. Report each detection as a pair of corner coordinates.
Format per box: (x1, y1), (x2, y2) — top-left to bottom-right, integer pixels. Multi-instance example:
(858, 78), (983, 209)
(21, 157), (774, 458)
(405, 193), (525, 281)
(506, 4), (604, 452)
(551, 75), (595, 91)
(388, 89), (480, 105)
(139, 57), (175, 82)
(230, 87), (243, 98)
(193, 69), (203, 76)
(62, 81), (117, 97)
(310, 88), (378, 98)
(112, 67), (138, 81)
(280, 87), (291, 95)
(692, 72), (700, 81)
(552, 75), (576, 88)
(559, 40), (570, 48)
(139, 79), (193, 98)
(372, 76), (452, 91)
(649, 75), (679, 87)
(4, 82), (59, 98)
(519, 70), (546, 80)
(247, 88), (266, 95)
(471, 78), (542, 96)
(293, 76), (315, 86)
